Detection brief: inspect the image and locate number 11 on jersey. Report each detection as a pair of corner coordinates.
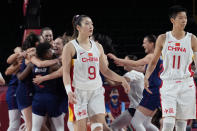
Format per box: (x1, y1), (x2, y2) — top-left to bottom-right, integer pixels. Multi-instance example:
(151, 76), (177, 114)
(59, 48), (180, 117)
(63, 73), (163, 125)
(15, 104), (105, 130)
(173, 55), (180, 69)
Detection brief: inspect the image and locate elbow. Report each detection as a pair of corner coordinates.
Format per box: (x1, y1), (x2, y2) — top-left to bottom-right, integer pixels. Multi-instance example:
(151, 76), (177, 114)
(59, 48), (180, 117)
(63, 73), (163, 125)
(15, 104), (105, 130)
(5, 69), (12, 76)
(58, 71), (63, 77)
(100, 68), (109, 77)
(0, 80), (5, 85)
(1, 79), (5, 85)
(7, 60), (11, 64)
(17, 76), (22, 81)
(17, 74), (23, 80)
(5, 70), (9, 76)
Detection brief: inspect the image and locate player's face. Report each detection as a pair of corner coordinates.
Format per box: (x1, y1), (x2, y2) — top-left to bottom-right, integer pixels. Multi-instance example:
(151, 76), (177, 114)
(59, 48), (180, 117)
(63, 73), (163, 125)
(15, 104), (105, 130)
(171, 12), (187, 29)
(142, 38), (152, 53)
(42, 30), (53, 43)
(53, 38), (64, 55)
(78, 17), (94, 37)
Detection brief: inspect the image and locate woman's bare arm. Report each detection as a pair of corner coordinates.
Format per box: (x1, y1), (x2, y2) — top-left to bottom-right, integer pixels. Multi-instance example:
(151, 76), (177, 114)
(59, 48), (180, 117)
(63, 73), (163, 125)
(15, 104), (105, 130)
(17, 62), (33, 80)
(33, 67), (63, 85)
(30, 56), (60, 67)
(0, 72), (5, 85)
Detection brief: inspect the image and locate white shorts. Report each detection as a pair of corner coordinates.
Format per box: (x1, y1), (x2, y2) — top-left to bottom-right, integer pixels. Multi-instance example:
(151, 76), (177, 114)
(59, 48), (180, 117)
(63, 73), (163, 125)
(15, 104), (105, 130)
(160, 77), (196, 119)
(70, 87), (105, 121)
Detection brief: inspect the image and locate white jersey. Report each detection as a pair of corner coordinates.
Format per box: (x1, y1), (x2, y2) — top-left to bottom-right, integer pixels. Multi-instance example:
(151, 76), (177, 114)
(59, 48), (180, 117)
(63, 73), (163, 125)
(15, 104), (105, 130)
(124, 70), (144, 109)
(71, 39), (102, 90)
(160, 31), (194, 80)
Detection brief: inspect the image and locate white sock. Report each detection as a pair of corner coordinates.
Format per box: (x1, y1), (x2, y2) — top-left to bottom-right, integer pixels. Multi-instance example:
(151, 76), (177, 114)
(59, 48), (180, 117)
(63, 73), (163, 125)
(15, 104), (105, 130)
(7, 110), (21, 131)
(130, 110), (146, 131)
(143, 116), (159, 131)
(67, 121), (74, 131)
(175, 119), (187, 131)
(51, 114), (64, 131)
(32, 113), (45, 131)
(162, 117), (175, 131)
(110, 110), (132, 130)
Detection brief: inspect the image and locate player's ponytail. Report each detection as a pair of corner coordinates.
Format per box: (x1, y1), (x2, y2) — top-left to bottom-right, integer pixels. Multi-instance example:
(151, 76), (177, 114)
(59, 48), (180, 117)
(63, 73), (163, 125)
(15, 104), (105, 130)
(72, 14), (90, 39)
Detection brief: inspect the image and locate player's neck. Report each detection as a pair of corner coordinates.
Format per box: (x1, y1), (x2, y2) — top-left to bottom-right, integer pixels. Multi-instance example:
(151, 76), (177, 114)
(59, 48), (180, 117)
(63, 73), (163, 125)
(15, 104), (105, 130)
(77, 35), (90, 45)
(148, 48), (154, 54)
(171, 28), (185, 40)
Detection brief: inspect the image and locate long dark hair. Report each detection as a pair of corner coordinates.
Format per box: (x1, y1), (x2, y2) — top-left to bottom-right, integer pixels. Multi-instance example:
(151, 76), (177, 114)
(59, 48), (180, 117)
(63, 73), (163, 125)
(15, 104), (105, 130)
(22, 32), (39, 50)
(72, 15), (90, 39)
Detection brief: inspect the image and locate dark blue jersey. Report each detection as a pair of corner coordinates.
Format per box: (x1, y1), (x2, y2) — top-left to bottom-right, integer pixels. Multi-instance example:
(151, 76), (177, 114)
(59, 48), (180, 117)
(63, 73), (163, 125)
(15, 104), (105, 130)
(19, 59), (34, 89)
(7, 74), (18, 95)
(56, 77), (67, 98)
(16, 59), (34, 110)
(32, 65), (57, 94)
(145, 58), (163, 88)
(6, 75), (18, 110)
(32, 64), (64, 116)
(8, 75), (18, 87)
(139, 58), (163, 111)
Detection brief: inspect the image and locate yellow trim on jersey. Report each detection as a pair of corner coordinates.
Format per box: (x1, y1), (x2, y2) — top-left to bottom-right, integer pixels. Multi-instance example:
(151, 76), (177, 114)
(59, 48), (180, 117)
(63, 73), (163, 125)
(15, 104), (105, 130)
(68, 105), (74, 122)
(71, 59), (75, 66)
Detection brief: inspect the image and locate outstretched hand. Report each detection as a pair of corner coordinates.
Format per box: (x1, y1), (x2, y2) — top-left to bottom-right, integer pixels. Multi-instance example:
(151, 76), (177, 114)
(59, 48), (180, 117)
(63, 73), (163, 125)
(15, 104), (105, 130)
(107, 53), (125, 67)
(107, 53), (117, 60)
(121, 78), (130, 94)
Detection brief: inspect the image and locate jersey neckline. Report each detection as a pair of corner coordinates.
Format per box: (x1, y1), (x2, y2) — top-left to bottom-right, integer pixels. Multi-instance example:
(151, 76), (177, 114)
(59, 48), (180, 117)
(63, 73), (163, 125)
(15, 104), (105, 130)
(169, 31), (188, 41)
(75, 39), (93, 52)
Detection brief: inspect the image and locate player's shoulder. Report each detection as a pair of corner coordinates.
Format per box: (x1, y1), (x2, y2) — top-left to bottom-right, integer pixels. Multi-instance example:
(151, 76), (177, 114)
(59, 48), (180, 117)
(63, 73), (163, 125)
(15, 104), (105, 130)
(191, 34), (197, 49)
(94, 41), (102, 47)
(64, 41), (75, 49)
(191, 34), (197, 39)
(157, 34), (166, 41)
(156, 34), (166, 48)
(66, 40), (74, 46)
(94, 41), (103, 51)
(62, 40), (76, 57)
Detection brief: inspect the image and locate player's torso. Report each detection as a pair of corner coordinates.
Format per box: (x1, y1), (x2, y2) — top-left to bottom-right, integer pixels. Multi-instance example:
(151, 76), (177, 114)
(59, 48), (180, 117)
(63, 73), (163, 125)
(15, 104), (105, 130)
(32, 65), (57, 93)
(161, 31), (193, 80)
(71, 39), (102, 90)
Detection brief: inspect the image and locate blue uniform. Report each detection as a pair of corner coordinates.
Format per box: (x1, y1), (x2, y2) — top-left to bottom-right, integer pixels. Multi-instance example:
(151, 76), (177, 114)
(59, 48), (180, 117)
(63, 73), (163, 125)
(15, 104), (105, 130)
(56, 77), (68, 114)
(139, 58), (163, 111)
(32, 65), (62, 117)
(16, 59), (34, 110)
(52, 54), (68, 114)
(6, 75), (18, 110)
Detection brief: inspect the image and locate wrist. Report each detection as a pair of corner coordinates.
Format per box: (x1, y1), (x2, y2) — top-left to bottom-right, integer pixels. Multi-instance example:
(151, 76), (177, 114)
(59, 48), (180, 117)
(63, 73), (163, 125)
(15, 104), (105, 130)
(144, 76), (149, 80)
(65, 84), (72, 94)
(121, 77), (126, 84)
(55, 58), (61, 64)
